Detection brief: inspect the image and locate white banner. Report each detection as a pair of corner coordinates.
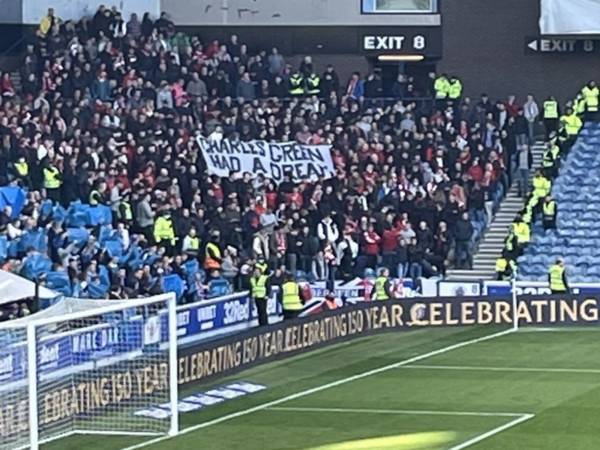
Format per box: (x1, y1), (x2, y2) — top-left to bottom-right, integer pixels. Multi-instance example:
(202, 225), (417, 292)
(197, 138), (335, 183)
(143, 316), (161, 345)
(540, 0), (600, 34)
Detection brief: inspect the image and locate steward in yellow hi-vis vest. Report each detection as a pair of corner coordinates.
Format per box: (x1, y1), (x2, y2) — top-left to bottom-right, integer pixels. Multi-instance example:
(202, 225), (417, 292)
(153, 209), (177, 255)
(495, 253), (516, 281)
(542, 196), (557, 231)
(511, 215), (530, 258)
(43, 163), (62, 203)
(281, 272), (303, 320)
(560, 108), (583, 136)
(250, 267), (270, 327)
(374, 267), (393, 301)
(548, 258), (568, 294)
(543, 96), (559, 138)
(581, 81), (599, 113)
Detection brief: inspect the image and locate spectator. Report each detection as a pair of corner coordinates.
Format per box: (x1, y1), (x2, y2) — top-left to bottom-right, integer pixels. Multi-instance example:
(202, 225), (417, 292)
(337, 230), (358, 281)
(516, 145), (533, 197)
(0, 6), (518, 303)
(187, 72), (207, 99)
(364, 72), (383, 99)
(320, 65), (340, 98)
(236, 72), (256, 101)
(523, 94), (539, 144)
(38, 8), (58, 38)
(91, 71), (111, 101)
(454, 212), (474, 269)
(127, 13), (142, 38)
(268, 47), (285, 76)
(346, 72), (364, 100)
(317, 213), (340, 244)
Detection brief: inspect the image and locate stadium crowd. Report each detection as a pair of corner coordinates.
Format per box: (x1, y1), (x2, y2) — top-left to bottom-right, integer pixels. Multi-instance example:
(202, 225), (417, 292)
(0, 6), (530, 308)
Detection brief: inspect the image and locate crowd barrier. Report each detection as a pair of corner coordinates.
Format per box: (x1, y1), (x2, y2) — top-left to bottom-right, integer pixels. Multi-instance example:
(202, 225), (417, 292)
(178, 292), (600, 383)
(442, 280), (600, 296)
(3, 277), (599, 392)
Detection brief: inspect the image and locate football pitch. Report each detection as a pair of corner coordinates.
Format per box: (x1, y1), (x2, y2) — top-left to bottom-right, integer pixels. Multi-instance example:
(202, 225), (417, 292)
(47, 326), (600, 450)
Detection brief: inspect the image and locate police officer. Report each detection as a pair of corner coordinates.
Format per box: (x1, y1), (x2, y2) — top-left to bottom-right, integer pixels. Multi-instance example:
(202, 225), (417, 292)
(182, 227), (200, 258)
(250, 267), (269, 326)
(548, 258), (568, 294)
(581, 80), (600, 120)
(495, 251), (516, 281)
(542, 196), (557, 231)
(153, 208), (177, 256)
(289, 71), (305, 96)
(374, 267), (393, 301)
(434, 73), (450, 111)
(447, 75), (463, 106)
(542, 95), (559, 138)
(281, 272), (303, 320)
(306, 72), (321, 96)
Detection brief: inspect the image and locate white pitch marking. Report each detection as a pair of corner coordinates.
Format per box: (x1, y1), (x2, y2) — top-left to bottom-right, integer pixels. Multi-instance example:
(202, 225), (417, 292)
(448, 413), (535, 450)
(267, 406), (529, 418)
(121, 329), (515, 450)
(402, 364), (600, 374)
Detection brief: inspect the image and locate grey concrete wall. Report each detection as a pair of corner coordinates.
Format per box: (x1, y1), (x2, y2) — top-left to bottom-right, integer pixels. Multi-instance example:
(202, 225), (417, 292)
(0, 0), (23, 24)
(440, 0), (600, 103)
(161, 0), (440, 26)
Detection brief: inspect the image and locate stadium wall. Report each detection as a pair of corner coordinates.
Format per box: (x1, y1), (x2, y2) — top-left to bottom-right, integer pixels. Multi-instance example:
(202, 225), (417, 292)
(439, 0), (600, 103)
(161, 0), (600, 103)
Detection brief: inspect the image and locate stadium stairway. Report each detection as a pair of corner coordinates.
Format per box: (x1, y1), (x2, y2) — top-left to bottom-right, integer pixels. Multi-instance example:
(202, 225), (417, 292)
(446, 142), (545, 282)
(518, 123), (600, 283)
(10, 71), (21, 91)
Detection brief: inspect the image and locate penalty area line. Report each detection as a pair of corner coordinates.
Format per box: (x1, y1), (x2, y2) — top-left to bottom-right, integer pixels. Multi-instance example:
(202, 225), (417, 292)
(448, 413), (535, 450)
(269, 406), (536, 450)
(120, 328), (514, 450)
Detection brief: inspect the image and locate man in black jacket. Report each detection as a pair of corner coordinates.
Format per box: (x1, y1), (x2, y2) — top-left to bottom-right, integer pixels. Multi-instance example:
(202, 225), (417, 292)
(320, 65), (340, 98)
(454, 212), (474, 269)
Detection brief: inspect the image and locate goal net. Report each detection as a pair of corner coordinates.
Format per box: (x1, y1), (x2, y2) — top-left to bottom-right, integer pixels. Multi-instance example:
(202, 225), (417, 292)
(0, 293), (178, 450)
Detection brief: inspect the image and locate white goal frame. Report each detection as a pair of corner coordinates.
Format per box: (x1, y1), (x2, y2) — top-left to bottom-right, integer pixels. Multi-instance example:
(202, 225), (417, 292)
(0, 293), (178, 450)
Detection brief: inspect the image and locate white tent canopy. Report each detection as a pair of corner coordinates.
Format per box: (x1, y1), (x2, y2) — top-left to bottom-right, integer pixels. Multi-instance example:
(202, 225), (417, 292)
(0, 270), (59, 305)
(2, 297), (128, 327)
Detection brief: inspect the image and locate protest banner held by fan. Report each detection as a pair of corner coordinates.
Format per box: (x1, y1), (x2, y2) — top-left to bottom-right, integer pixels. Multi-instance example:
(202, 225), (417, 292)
(197, 137), (336, 183)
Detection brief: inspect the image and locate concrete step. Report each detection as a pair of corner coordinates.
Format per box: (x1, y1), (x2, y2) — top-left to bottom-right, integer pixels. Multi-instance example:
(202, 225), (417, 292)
(478, 248), (506, 255)
(447, 141), (547, 280)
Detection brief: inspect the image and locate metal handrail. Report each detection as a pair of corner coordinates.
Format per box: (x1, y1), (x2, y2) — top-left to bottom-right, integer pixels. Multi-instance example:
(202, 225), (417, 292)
(0, 34), (26, 59)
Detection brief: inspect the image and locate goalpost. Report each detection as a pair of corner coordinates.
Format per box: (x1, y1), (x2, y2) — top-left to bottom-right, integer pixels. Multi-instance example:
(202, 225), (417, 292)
(0, 293), (178, 450)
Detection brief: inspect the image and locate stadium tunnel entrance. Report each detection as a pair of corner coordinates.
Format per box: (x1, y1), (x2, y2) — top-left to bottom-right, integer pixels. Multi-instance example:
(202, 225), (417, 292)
(369, 59), (438, 97)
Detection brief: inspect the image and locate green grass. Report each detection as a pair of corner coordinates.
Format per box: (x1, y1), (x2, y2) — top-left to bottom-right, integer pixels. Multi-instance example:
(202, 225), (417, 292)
(43, 326), (600, 450)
